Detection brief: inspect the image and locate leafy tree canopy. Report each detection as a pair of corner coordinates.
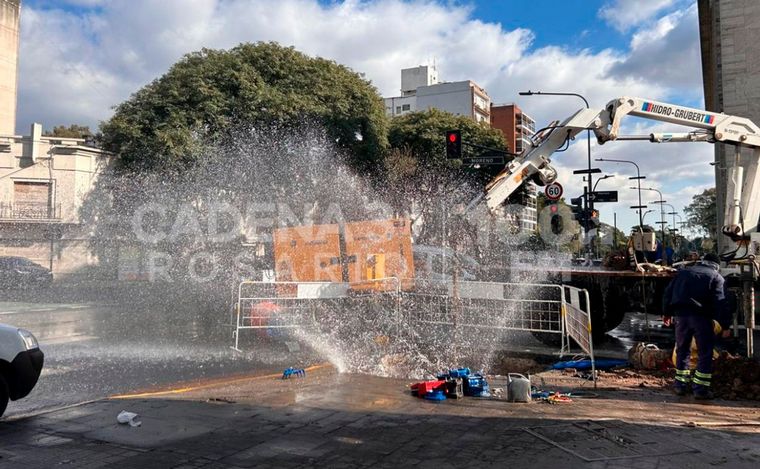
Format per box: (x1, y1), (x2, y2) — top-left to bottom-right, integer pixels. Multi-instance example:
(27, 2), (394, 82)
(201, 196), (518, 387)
(100, 42), (388, 172)
(684, 187), (716, 239)
(384, 109), (508, 201)
(387, 108), (507, 175)
(44, 124), (93, 139)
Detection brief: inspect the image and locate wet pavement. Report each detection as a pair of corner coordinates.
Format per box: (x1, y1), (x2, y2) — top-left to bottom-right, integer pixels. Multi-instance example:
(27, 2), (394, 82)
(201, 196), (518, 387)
(1, 366), (759, 468)
(0, 300), (320, 418)
(0, 297), (649, 418)
(1, 295), (754, 421)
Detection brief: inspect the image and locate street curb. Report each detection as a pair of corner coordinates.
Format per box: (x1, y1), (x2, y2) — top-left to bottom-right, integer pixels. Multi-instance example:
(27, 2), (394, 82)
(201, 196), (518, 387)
(3, 398), (105, 423)
(110, 362), (333, 399)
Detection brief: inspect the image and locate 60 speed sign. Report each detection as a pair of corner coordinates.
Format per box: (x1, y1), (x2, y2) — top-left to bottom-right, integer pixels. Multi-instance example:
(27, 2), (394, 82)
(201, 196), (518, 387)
(544, 182), (563, 201)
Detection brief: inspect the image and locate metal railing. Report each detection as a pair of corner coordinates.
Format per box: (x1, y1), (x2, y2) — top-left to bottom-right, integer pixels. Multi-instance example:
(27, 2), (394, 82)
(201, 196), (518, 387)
(0, 202), (61, 221)
(398, 278), (565, 334)
(232, 278), (401, 351)
(231, 277), (594, 384)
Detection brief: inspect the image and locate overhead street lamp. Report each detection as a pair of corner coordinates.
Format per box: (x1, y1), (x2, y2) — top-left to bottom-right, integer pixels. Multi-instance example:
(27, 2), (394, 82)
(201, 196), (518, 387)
(642, 209), (655, 224)
(663, 203), (679, 232)
(593, 174), (615, 192)
(663, 204), (682, 249)
(520, 90), (594, 211)
(598, 157), (646, 229)
(642, 186), (669, 262)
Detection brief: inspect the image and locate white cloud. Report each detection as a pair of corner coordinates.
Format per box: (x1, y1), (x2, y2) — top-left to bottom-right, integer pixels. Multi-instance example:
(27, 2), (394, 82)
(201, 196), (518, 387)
(598, 0), (678, 32)
(609, 3), (703, 95)
(14, 0), (712, 232)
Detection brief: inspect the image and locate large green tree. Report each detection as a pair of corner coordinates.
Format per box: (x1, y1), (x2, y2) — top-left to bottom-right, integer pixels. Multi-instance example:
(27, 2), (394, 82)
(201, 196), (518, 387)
(101, 42), (388, 172)
(684, 187), (717, 239)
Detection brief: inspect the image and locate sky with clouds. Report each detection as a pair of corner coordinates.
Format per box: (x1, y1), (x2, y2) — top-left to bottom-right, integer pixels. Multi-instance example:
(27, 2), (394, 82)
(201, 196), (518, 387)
(16, 0), (711, 232)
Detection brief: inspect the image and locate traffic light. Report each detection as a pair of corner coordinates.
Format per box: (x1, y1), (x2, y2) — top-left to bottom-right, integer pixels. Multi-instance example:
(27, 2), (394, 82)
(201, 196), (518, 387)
(446, 130), (462, 159)
(570, 196), (584, 223)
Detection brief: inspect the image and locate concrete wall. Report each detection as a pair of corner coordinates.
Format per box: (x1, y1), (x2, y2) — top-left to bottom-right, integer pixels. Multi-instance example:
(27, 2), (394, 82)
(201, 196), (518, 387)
(416, 81), (474, 119)
(699, 0), (760, 252)
(384, 95), (417, 117)
(401, 65), (438, 96)
(0, 0), (20, 135)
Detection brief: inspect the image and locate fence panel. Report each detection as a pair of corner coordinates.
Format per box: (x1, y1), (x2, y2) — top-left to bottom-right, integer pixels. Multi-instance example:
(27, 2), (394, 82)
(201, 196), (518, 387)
(232, 278), (589, 362)
(233, 278), (401, 351)
(561, 285), (596, 385)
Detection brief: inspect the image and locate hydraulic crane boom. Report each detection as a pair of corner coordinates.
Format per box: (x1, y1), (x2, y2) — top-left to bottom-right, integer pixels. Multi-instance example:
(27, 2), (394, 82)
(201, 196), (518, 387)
(482, 96), (760, 253)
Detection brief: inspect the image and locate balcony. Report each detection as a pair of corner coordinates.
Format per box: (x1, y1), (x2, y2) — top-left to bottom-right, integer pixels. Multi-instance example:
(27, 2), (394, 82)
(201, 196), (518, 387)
(0, 202), (62, 222)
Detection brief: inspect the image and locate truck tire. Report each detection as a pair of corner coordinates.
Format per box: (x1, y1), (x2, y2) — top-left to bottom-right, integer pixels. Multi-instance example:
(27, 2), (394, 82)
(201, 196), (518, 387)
(601, 293), (627, 333)
(0, 374), (9, 418)
(531, 329), (562, 346)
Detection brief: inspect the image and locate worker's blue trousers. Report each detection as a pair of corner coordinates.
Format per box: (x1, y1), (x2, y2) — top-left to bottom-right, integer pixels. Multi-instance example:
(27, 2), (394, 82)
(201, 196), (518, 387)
(674, 315), (714, 390)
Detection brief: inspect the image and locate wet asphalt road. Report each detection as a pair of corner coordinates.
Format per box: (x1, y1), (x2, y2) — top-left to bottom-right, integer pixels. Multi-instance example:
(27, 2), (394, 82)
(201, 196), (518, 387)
(0, 296), (678, 420)
(0, 300), (316, 419)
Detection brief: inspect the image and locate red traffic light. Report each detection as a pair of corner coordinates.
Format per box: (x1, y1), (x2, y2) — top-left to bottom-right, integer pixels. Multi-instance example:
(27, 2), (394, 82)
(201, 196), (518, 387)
(550, 204), (558, 213)
(445, 130), (462, 159)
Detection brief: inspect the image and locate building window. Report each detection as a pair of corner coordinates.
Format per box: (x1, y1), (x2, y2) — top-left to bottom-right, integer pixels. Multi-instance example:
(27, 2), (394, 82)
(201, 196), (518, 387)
(12, 181), (52, 219)
(402, 104), (411, 111)
(473, 94), (489, 111)
(396, 106), (401, 114)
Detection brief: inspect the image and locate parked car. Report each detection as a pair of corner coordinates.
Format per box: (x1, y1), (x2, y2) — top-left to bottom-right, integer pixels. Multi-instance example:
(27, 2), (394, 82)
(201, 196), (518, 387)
(0, 257), (53, 290)
(0, 324), (44, 417)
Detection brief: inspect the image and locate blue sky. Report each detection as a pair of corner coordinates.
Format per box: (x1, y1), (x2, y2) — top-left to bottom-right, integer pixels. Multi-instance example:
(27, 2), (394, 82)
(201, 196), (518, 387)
(15, 0), (708, 232)
(470, 0), (628, 51)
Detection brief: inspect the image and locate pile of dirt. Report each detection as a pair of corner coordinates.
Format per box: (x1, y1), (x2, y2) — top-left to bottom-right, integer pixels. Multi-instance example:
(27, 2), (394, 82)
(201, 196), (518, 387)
(490, 352), (546, 376)
(713, 352), (760, 400)
(596, 368), (671, 389)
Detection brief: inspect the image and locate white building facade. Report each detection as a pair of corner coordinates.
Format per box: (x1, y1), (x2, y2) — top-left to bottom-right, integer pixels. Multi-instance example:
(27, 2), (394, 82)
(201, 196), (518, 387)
(384, 66), (491, 123)
(0, 123), (111, 276)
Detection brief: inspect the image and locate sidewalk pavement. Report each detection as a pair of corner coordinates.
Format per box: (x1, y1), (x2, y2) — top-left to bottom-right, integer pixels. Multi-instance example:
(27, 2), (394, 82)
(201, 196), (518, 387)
(2, 365), (760, 468)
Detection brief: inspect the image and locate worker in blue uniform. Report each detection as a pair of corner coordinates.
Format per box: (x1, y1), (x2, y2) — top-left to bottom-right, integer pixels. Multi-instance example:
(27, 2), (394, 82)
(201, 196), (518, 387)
(662, 253), (729, 399)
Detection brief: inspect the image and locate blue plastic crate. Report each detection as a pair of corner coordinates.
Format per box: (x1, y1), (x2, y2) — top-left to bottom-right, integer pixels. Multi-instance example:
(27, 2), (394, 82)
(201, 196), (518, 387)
(463, 374), (490, 397)
(449, 368), (471, 378)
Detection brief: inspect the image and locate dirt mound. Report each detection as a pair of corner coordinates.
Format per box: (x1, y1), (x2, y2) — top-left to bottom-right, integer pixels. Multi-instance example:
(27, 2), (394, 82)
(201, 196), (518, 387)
(713, 352), (760, 400)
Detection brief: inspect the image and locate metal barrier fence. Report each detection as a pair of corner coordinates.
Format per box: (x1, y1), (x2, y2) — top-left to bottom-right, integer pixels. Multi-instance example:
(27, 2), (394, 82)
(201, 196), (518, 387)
(233, 278), (593, 372)
(233, 278), (400, 351)
(561, 285), (596, 385)
(397, 279), (567, 351)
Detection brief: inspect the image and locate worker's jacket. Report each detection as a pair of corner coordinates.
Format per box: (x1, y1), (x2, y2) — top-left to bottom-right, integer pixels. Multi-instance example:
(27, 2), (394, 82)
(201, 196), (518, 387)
(663, 260), (729, 328)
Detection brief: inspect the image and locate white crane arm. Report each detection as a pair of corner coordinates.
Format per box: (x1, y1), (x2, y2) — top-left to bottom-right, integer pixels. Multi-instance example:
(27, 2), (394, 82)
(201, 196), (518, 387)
(483, 108), (606, 212)
(602, 97), (760, 241)
(601, 97), (760, 147)
(481, 96), (760, 248)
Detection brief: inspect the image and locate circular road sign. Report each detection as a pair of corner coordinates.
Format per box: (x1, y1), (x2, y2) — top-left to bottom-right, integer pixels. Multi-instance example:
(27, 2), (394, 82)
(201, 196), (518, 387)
(545, 182), (563, 201)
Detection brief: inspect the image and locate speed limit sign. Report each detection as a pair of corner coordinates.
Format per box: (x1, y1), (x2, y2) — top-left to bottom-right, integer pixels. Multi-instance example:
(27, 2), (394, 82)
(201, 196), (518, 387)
(545, 182), (563, 201)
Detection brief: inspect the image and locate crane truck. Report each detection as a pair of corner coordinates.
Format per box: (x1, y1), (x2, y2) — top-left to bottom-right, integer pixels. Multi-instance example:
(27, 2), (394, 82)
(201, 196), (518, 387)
(262, 97), (760, 345)
(477, 96), (760, 345)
